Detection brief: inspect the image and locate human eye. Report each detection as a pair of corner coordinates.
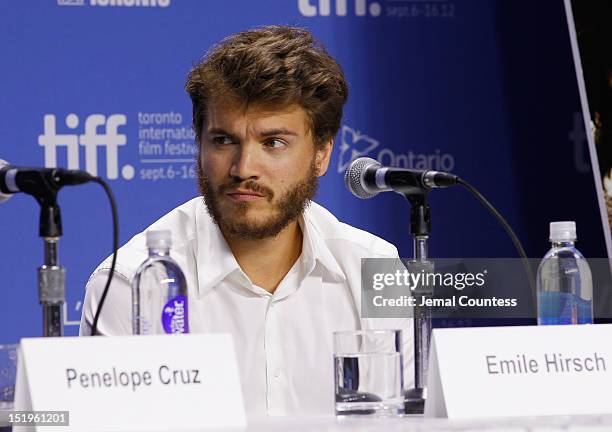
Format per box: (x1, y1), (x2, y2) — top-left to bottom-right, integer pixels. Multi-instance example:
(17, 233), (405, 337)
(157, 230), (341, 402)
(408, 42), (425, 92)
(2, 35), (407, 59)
(264, 138), (287, 149)
(212, 135), (234, 146)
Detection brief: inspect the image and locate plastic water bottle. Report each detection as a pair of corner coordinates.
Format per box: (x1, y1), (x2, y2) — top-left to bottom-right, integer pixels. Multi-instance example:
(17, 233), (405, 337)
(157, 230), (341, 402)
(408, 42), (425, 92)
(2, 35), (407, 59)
(536, 221), (593, 325)
(132, 230), (189, 335)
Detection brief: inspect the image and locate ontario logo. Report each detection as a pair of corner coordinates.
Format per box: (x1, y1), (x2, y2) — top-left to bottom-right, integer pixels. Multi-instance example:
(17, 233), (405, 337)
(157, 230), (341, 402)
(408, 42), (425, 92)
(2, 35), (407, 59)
(298, 0), (381, 17)
(38, 114), (134, 180)
(337, 125), (455, 173)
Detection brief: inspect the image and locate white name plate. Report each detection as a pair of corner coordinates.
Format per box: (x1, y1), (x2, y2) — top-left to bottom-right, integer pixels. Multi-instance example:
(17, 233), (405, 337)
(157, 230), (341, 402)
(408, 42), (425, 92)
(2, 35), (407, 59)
(14, 334), (246, 431)
(426, 324), (612, 419)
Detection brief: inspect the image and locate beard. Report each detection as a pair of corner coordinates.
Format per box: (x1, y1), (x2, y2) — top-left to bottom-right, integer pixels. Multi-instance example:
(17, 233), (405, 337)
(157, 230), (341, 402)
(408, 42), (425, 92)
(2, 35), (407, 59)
(197, 160), (318, 240)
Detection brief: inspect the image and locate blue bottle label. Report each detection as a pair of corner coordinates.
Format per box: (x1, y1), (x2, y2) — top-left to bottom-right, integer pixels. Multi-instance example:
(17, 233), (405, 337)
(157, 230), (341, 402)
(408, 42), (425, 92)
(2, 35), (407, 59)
(161, 295), (189, 334)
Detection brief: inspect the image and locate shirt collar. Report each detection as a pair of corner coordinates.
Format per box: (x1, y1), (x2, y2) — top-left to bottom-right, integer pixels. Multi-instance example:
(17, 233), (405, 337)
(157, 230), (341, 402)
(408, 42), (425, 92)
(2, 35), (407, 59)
(300, 205), (346, 282)
(194, 200), (242, 299)
(193, 200), (346, 298)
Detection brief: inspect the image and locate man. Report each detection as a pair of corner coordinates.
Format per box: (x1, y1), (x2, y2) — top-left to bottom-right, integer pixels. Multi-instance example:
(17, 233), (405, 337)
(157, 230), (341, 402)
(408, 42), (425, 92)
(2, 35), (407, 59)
(80, 25), (413, 418)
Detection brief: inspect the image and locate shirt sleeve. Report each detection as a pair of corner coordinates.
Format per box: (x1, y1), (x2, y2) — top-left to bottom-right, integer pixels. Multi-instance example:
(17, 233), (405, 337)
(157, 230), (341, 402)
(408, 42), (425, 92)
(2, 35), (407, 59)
(79, 267), (133, 336)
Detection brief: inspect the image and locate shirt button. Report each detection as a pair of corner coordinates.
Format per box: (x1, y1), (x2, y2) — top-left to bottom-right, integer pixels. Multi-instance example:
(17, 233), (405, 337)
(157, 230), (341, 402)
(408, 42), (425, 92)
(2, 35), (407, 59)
(273, 368), (281, 378)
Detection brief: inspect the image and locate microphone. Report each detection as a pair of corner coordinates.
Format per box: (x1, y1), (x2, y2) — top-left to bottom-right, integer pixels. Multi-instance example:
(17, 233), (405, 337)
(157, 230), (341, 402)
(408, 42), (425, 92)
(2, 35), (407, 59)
(0, 159), (93, 202)
(344, 157), (459, 199)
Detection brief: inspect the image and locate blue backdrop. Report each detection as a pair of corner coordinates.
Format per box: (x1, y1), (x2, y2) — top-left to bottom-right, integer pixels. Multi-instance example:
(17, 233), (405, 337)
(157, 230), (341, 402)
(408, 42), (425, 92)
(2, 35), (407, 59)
(0, 0), (605, 342)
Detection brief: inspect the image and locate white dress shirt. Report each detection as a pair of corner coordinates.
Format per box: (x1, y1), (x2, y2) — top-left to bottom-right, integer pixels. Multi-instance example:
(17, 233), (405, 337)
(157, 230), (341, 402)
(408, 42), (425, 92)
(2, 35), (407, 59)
(80, 197), (414, 419)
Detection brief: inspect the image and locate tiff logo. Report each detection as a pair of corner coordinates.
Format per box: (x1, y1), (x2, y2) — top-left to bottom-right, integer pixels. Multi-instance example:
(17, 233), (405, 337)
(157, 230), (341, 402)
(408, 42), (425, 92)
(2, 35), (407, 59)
(298, 0), (381, 17)
(38, 114), (135, 180)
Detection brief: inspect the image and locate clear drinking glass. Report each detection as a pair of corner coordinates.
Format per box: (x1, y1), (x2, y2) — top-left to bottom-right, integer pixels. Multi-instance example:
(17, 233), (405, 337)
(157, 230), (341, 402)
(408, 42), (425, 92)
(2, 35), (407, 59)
(334, 329), (404, 416)
(0, 344), (18, 410)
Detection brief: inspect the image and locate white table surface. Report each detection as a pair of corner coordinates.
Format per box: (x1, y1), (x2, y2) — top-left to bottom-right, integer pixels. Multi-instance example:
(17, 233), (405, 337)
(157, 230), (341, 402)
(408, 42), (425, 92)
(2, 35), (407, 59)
(240, 414), (612, 432)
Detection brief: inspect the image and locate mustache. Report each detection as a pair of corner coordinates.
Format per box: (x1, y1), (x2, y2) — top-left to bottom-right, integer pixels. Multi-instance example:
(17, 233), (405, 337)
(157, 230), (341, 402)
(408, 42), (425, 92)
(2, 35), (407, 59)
(218, 179), (274, 199)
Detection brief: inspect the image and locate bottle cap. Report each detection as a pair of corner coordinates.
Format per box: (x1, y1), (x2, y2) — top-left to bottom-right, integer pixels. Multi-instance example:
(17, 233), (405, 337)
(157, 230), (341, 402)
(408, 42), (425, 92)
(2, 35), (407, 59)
(146, 230), (172, 249)
(549, 221), (576, 242)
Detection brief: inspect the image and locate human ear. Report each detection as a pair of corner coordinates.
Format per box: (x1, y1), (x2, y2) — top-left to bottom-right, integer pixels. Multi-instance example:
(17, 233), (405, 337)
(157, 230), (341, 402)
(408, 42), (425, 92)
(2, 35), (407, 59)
(315, 139), (333, 176)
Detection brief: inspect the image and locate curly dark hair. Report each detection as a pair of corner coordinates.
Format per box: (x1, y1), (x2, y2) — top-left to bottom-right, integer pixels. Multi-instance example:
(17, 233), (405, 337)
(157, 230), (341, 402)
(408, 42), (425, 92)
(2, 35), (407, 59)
(185, 25), (349, 148)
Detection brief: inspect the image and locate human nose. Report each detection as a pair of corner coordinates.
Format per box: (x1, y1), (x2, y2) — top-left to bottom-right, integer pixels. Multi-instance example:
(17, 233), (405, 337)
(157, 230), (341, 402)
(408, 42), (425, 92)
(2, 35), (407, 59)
(228, 142), (260, 181)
